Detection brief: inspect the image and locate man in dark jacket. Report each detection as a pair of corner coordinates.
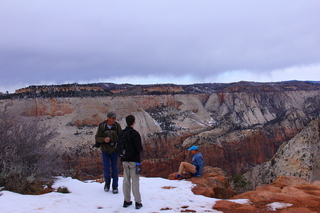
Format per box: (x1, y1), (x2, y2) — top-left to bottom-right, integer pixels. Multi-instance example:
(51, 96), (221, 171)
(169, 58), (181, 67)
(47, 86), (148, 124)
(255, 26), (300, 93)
(95, 112), (121, 194)
(121, 115), (143, 209)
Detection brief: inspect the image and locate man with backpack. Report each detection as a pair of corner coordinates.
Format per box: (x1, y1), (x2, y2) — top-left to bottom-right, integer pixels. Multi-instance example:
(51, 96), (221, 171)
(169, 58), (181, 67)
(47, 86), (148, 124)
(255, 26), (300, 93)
(95, 112), (121, 194)
(118, 115), (143, 209)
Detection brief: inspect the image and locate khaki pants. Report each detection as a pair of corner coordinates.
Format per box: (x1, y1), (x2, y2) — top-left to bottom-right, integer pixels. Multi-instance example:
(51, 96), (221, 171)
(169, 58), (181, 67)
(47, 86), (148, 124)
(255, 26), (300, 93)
(122, 161), (141, 203)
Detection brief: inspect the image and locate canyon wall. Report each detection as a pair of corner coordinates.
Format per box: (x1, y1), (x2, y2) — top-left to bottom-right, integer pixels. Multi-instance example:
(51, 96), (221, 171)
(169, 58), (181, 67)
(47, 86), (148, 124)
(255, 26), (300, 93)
(1, 82), (320, 179)
(244, 117), (320, 186)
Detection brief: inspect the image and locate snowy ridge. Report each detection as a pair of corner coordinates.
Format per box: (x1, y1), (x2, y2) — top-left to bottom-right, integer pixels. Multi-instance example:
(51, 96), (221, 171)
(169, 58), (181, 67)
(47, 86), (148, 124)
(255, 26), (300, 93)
(1, 176), (222, 213)
(0, 176), (298, 212)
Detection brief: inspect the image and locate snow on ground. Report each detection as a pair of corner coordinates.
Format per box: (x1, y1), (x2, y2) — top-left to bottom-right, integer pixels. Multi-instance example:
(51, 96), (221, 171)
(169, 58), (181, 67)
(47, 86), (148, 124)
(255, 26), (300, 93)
(266, 202), (293, 211)
(0, 176), (230, 213)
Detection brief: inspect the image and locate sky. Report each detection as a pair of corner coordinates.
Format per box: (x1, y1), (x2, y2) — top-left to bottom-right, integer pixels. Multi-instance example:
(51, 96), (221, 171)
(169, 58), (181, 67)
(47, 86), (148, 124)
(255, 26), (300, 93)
(0, 176), (291, 212)
(1, 0), (320, 93)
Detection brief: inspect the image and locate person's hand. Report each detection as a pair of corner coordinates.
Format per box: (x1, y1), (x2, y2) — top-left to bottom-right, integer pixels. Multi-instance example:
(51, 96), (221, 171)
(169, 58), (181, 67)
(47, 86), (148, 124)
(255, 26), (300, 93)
(104, 137), (111, 143)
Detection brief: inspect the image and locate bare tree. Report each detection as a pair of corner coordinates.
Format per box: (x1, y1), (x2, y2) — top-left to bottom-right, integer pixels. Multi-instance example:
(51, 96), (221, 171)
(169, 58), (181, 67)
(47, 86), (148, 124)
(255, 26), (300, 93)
(0, 113), (64, 194)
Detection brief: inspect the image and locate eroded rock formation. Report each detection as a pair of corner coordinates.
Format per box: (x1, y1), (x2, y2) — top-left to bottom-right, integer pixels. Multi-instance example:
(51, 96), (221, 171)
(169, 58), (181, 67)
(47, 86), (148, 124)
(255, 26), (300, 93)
(1, 81), (320, 180)
(244, 117), (320, 186)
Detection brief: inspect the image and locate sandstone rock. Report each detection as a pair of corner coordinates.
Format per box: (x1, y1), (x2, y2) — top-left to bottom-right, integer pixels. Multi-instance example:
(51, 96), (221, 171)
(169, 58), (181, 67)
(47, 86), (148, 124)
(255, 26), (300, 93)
(255, 185), (282, 193)
(233, 190), (277, 204)
(168, 166), (236, 199)
(213, 200), (257, 212)
(272, 176), (310, 188)
(280, 207), (318, 213)
(281, 186), (312, 197)
(312, 181), (320, 188)
(231, 176), (320, 212)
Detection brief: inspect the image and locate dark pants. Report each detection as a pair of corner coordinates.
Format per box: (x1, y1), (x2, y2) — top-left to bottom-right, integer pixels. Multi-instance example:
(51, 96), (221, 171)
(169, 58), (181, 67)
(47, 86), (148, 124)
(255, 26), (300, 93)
(102, 151), (118, 189)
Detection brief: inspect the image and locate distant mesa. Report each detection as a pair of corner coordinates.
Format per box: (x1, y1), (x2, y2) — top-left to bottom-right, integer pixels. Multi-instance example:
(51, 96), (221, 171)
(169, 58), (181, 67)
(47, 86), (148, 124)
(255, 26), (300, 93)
(0, 81), (319, 99)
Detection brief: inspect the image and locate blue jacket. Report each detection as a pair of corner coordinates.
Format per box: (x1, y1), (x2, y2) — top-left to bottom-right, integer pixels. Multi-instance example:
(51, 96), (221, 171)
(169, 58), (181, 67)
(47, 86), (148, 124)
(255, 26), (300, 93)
(191, 152), (204, 177)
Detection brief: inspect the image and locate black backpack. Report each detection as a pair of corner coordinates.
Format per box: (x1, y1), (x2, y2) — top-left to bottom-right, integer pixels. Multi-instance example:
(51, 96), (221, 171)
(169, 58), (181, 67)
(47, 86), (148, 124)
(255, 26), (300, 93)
(116, 129), (135, 158)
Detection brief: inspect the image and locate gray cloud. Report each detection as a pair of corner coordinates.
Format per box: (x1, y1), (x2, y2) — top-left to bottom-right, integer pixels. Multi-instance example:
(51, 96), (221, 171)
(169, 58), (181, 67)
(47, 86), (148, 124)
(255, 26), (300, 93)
(1, 0), (320, 92)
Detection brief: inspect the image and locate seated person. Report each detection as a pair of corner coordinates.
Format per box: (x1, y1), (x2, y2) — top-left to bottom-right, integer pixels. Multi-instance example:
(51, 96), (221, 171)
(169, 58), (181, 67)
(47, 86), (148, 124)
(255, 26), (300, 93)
(175, 146), (204, 179)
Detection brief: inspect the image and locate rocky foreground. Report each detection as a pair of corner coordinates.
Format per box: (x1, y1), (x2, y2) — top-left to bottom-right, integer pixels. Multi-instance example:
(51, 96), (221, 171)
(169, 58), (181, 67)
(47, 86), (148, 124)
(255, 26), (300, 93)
(225, 176), (320, 212)
(168, 168), (320, 212)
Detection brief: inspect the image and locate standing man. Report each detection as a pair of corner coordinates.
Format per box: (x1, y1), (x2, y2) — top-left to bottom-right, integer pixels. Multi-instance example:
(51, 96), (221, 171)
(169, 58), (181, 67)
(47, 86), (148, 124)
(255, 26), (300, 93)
(175, 145), (204, 179)
(120, 115), (143, 209)
(95, 112), (121, 194)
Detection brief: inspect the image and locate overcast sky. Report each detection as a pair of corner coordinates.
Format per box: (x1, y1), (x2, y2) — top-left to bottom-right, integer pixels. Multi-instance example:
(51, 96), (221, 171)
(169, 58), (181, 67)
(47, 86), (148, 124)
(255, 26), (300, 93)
(1, 0), (320, 93)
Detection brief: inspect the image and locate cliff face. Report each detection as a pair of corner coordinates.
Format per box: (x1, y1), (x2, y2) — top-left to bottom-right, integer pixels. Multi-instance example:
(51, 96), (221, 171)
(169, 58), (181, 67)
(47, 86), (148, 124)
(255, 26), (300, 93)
(244, 117), (320, 186)
(1, 82), (320, 179)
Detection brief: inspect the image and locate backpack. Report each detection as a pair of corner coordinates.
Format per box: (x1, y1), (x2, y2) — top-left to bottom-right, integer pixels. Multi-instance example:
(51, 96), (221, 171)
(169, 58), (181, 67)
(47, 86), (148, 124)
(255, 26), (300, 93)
(116, 129), (135, 158)
(93, 122), (120, 148)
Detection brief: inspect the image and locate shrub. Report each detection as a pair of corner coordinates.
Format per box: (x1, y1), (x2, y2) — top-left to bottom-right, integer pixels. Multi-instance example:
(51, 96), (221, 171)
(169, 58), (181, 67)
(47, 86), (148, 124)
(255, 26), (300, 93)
(57, 186), (70, 194)
(232, 174), (253, 194)
(0, 113), (64, 194)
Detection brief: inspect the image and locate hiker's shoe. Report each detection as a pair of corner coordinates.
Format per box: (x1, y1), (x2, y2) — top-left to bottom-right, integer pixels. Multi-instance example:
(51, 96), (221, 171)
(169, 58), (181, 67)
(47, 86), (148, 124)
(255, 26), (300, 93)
(135, 202), (143, 209)
(123, 201), (132, 208)
(104, 183), (110, 192)
(174, 174), (182, 180)
(112, 188), (118, 194)
(182, 173), (191, 179)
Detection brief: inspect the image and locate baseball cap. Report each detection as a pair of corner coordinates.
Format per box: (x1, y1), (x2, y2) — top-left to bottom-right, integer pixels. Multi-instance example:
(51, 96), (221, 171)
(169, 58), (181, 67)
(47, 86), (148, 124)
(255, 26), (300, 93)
(107, 112), (116, 118)
(188, 145), (198, 151)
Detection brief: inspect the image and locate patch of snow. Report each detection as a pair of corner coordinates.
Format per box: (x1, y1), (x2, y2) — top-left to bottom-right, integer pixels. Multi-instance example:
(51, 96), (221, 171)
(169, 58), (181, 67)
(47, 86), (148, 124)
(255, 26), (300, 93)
(228, 199), (251, 205)
(0, 176), (227, 213)
(266, 202), (293, 211)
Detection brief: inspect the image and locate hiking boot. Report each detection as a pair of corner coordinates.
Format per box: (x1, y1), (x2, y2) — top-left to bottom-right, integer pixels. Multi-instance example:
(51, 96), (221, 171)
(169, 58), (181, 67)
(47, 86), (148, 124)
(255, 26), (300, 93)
(112, 188), (118, 194)
(104, 183), (110, 192)
(135, 202), (143, 209)
(174, 174), (182, 180)
(123, 201), (132, 208)
(182, 173), (191, 179)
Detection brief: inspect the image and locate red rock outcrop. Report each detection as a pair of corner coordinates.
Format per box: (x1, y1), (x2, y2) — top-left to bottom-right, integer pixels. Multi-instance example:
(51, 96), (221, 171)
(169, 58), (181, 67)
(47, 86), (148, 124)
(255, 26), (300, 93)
(215, 176), (320, 212)
(217, 129), (277, 175)
(168, 166), (236, 199)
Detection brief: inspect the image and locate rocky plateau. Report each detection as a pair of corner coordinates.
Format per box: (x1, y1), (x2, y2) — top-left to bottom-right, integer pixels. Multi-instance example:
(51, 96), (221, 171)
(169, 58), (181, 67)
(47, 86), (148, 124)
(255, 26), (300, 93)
(1, 81), (320, 185)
